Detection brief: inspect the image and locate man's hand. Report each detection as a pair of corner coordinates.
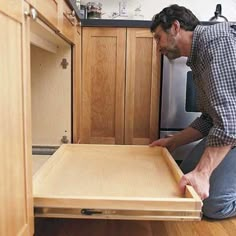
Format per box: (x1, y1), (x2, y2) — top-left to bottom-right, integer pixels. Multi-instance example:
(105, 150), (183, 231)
(180, 145), (231, 200)
(179, 170), (210, 200)
(149, 136), (177, 152)
(150, 127), (203, 153)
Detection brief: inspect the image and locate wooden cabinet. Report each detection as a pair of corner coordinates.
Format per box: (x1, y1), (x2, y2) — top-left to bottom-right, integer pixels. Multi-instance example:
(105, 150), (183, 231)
(1, 1), (81, 235)
(80, 28), (126, 144)
(0, 1), (33, 235)
(25, 0), (78, 43)
(24, 1), (81, 144)
(125, 28), (161, 144)
(79, 27), (161, 145)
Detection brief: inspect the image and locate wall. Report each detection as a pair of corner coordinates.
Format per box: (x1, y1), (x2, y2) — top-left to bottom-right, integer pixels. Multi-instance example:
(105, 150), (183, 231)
(81, 0), (236, 21)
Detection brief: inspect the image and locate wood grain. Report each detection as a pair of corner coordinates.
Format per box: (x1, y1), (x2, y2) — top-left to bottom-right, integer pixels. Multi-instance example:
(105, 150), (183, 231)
(125, 28), (161, 145)
(0, 6), (32, 235)
(81, 28), (126, 144)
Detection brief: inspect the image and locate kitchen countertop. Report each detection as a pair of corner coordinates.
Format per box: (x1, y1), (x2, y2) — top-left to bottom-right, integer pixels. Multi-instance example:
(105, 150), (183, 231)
(66, 0), (233, 28)
(80, 19), (153, 28)
(66, 0), (152, 27)
(67, 0), (230, 28)
(80, 19), (219, 28)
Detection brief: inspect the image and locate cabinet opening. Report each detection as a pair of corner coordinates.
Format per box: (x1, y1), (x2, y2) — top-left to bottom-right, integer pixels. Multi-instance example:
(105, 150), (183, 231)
(30, 19), (72, 173)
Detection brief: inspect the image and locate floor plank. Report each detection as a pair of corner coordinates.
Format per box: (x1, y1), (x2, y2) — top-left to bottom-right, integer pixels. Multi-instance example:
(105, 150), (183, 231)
(34, 217), (236, 236)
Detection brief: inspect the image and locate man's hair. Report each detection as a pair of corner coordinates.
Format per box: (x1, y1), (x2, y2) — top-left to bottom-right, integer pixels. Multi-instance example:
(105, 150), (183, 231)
(151, 4), (200, 32)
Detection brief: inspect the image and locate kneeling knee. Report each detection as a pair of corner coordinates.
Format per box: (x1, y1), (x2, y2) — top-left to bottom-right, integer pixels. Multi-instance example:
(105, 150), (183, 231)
(203, 198), (236, 219)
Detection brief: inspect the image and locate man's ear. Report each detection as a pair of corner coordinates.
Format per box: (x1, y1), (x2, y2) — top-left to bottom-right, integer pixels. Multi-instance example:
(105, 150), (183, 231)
(172, 20), (181, 35)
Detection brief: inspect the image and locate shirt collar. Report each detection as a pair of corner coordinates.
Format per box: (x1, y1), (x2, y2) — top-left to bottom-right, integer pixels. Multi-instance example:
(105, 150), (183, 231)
(186, 25), (206, 67)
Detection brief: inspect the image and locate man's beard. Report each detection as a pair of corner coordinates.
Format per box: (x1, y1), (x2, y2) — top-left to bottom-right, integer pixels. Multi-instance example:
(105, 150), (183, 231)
(165, 47), (181, 60)
(164, 36), (181, 60)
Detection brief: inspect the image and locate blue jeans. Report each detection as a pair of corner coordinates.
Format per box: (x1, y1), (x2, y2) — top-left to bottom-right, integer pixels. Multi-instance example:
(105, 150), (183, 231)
(180, 138), (236, 219)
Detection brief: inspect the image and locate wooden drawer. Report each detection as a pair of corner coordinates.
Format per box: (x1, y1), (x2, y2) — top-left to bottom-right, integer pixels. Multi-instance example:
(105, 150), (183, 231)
(33, 144), (202, 220)
(26, 0), (59, 28)
(59, 0), (75, 42)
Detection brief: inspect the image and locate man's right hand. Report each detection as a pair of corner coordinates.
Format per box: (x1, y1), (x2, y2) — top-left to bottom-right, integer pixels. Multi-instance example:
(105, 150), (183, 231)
(149, 136), (177, 153)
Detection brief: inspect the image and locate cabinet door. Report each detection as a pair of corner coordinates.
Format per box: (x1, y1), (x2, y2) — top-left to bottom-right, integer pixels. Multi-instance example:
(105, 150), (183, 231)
(81, 28), (126, 144)
(0, 2), (33, 236)
(125, 28), (161, 145)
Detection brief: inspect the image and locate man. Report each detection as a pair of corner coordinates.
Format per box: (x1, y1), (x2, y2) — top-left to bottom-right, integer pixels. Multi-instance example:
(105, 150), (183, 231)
(150, 4), (236, 219)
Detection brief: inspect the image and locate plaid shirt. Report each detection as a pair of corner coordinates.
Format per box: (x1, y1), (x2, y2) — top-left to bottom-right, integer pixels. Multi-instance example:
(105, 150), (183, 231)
(187, 22), (236, 147)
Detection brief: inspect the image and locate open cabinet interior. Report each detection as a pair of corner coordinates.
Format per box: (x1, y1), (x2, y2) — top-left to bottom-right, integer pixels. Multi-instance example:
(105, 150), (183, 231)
(30, 19), (72, 174)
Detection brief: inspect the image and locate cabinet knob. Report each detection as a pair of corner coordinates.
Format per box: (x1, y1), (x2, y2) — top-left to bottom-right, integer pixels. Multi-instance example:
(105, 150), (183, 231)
(65, 10), (77, 26)
(24, 8), (38, 20)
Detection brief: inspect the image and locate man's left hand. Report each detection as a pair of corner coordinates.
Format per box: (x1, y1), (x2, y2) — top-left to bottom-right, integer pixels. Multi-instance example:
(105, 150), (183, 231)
(179, 170), (210, 200)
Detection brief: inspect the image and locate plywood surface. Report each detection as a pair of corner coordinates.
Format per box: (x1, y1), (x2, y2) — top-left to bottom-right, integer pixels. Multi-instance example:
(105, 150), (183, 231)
(31, 42), (71, 146)
(33, 144), (201, 220)
(34, 145), (181, 198)
(32, 155), (50, 175)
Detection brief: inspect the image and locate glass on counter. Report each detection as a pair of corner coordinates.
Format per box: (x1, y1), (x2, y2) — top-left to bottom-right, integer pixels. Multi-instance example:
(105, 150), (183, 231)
(86, 2), (102, 19)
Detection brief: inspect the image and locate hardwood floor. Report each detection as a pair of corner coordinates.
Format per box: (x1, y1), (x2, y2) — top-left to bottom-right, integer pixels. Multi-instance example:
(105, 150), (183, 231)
(35, 217), (236, 236)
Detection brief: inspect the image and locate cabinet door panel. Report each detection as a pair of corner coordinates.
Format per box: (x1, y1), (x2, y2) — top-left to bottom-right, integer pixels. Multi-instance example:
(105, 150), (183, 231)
(125, 29), (161, 145)
(81, 28), (126, 144)
(0, 0), (22, 22)
(0, 2), (33, 235)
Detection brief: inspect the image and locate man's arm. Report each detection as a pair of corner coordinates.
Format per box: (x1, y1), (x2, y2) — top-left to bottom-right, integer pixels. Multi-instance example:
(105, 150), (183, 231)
(150, 126), (203, 152)
(180, 145), (231, 200)
(150, 123), (207, 152)
(180, 34), (236, 199)
(171, 126), (204, 147)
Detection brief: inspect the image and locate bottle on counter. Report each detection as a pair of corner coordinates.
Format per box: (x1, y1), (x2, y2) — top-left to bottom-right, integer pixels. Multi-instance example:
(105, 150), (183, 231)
(75, 0), (81, 9)
(119, 0), (128, 17)
(87, 2), (102, 19)
(80, 4), (87, 19)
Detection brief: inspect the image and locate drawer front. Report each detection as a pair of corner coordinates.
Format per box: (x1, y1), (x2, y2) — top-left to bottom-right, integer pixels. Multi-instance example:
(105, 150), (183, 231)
(60, 0), (75, 42)
(28, 0), (59, 28)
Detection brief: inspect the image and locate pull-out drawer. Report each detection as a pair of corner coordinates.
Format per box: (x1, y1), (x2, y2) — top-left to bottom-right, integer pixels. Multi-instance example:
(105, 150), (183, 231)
(33, 144), (202, 221)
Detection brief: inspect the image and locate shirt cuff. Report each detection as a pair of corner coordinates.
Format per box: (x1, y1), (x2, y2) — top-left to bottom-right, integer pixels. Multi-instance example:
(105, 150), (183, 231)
(189, 117), (212, 137)
(206, 128), (236, 147)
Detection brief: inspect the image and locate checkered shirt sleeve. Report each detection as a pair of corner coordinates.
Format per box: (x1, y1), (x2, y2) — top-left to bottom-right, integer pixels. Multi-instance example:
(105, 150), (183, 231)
(192, 35), (236, 147)
(190, 113), (213, 137)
